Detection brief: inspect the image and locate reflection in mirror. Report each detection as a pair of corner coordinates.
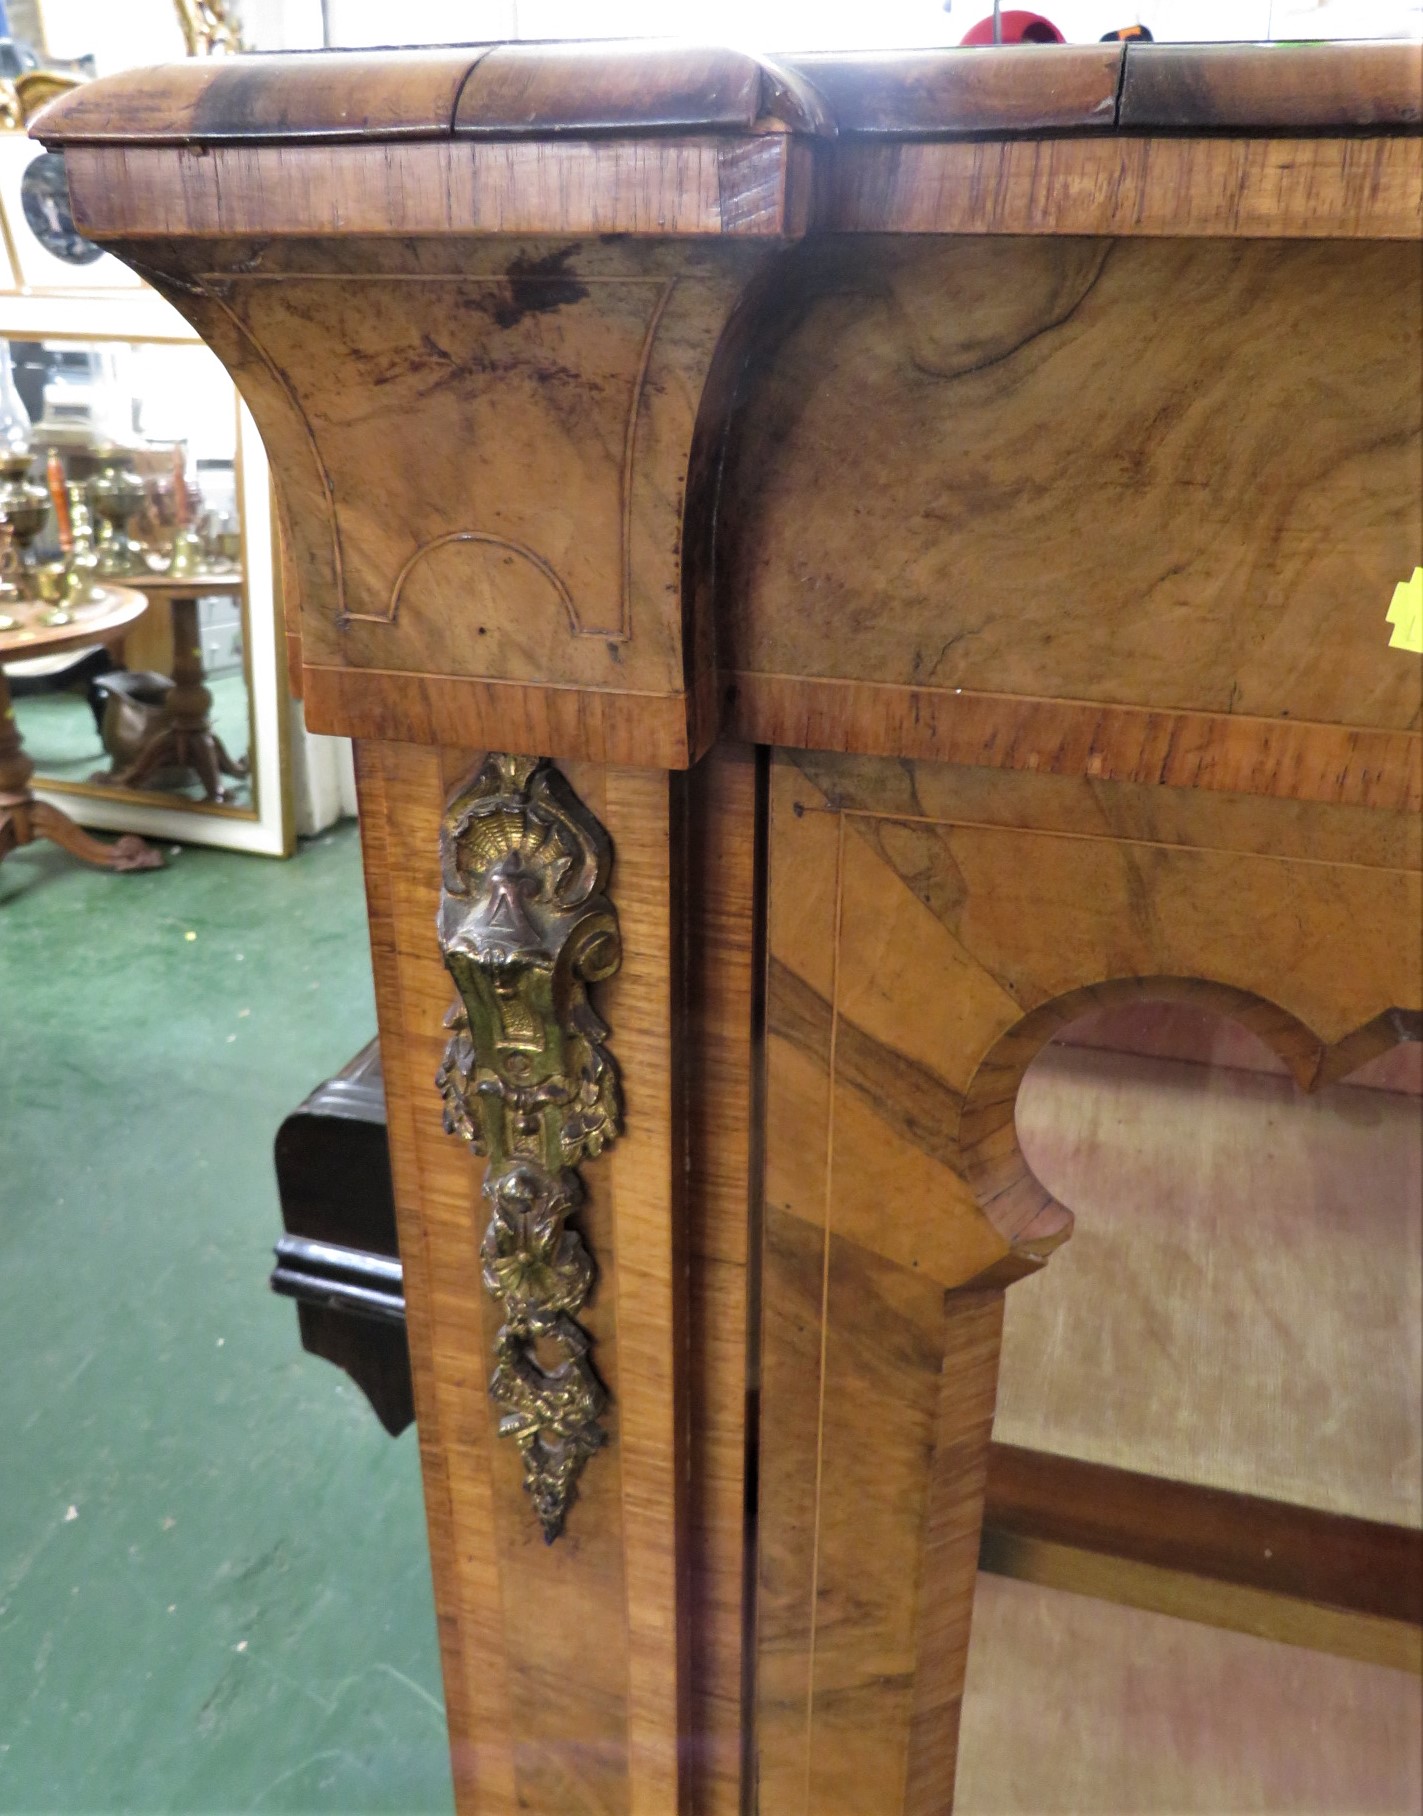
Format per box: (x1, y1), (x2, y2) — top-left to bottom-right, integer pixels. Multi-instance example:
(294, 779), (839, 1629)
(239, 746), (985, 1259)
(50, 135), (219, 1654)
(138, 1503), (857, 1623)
(997, 996), (1422, 1528)
(0, 334), (254, 815)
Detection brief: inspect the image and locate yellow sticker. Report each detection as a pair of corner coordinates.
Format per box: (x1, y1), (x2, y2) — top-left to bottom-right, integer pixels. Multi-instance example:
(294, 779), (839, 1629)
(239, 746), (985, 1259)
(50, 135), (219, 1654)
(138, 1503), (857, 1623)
(1386, 567), (1423, 653)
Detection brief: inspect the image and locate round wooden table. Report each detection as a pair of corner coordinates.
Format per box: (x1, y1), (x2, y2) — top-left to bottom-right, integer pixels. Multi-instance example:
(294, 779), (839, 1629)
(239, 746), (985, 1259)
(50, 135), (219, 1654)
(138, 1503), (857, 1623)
(0, 585), (163, 872)
(103, 570), (250, 804)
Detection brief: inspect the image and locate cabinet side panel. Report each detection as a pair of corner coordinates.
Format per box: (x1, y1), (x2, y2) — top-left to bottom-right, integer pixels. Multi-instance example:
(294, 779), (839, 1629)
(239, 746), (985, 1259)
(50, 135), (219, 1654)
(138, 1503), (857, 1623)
(355, 742), (689, 1816)
(355, 741), (520, 1813)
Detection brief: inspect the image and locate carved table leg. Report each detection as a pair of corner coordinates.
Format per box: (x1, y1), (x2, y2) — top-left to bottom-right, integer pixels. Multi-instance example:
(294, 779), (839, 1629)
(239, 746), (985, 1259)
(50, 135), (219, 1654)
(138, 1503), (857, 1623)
(0, 668), (161, 873)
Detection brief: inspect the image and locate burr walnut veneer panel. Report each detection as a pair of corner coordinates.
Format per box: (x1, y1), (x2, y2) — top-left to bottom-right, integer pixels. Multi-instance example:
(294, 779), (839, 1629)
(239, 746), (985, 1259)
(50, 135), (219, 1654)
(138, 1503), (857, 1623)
(756, 750), (1422, 1809)
(723, 235), (1423, 809)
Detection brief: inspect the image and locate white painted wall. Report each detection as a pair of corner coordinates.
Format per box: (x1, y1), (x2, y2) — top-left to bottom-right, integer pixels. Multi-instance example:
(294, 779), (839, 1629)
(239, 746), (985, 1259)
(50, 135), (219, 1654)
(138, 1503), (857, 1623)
(36, 0), (1423, 59)
(320, 0), (1423, 44)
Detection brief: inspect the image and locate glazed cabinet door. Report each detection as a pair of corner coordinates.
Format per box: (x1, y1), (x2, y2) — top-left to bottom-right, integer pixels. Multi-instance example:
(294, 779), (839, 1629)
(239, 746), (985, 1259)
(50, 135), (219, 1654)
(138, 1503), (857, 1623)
(752, 748), (1421, 1816)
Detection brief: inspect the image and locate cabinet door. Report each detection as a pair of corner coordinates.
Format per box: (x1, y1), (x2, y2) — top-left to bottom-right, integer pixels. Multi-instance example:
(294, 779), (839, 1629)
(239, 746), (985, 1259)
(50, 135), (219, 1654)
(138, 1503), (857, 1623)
(754, 749), (1421, 1815)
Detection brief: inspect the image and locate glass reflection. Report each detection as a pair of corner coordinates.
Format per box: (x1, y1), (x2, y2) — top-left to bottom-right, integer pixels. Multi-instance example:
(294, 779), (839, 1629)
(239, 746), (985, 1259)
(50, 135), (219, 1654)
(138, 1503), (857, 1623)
(0, 335), (253, 811)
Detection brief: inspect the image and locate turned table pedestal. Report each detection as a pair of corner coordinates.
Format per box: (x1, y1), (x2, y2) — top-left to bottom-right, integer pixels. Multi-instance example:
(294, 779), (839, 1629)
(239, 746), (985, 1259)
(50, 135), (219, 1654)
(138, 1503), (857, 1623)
(96, 571), (250, 802)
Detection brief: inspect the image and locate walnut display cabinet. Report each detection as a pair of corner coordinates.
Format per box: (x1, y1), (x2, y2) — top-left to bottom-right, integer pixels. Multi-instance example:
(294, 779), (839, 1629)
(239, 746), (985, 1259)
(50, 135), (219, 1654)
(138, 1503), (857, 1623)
(36, 39), (1422, 1814)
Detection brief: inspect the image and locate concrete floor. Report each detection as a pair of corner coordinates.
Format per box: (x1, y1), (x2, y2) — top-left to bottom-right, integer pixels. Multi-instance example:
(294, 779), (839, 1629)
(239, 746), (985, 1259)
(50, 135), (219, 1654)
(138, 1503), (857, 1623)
(0, 827), (453, 1814)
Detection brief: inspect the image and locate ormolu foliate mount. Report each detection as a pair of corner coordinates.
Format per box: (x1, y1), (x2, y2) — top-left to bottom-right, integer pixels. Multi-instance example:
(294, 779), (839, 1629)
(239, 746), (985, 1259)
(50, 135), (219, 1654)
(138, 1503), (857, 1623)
(435, 755), (621, 1542)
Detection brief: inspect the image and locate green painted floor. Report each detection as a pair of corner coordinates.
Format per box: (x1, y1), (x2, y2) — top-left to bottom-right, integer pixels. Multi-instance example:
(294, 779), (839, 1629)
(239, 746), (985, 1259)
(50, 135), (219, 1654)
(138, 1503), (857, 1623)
(0, 827), (454, 1815)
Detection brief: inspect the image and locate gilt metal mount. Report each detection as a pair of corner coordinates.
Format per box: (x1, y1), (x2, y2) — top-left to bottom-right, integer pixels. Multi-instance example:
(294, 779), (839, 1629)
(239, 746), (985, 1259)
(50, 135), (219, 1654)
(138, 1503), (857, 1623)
(436, 754), (620, 1541)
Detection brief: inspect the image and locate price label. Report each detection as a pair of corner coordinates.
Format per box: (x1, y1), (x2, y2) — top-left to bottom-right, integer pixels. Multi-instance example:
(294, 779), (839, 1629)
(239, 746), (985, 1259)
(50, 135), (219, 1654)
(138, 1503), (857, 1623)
(1386, 568), (1422, 654)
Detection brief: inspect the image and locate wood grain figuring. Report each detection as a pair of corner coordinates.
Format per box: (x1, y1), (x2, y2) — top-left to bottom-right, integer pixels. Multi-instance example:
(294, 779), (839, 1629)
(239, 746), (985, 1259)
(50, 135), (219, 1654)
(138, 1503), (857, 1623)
(353, 742), (517, 1813)
(1119, 40), (1423, 132)
(731, 676), (1423, 813)
(824, 133), (1423, 237)
(955, 1574), (1423, 1813)
(59, 46), (1423, 1812)
(38, 41), (1423, 149)
(977, 1531), (1422, 1675)
(755, 772), (841, 1811)
(562, 759), (685, 1816)
(756, 745), (1420, 1807)
(303, 666), (719, 769)
(453, 42), (832, 138)
(96, 233), (767, 768)
(983, 1444), (1423, 1631)
(58, 132), (1423, 246)
(681, 745), (763, 1815)
(805, 1240), (955, 1807)
(755, 758), (1045, 1815)
(32, 41), (832, 146)
(29, 47), (485, 142)
(353, 742), (689, 1815)
(784, 748), (1423, 875)
(457, 42), (763, 137)
(959, 978), (1419, 1244)
(776, 750), (1422, 1230)
(794, 44), (1121, 135)
(724, 237), (1423, 758)
(903, 1291), (1006, 1815)
(283, 630), (303, 701)
(62, 137), (809, 239)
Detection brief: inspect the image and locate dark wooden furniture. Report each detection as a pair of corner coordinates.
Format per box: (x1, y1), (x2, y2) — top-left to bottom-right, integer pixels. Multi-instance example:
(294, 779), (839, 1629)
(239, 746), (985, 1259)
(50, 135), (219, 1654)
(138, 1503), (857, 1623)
(97, 571), (249, 801)
(1, 585), (162, 871)
(38, 39), (1422, 1812)
(270, 1038), (413, 1438)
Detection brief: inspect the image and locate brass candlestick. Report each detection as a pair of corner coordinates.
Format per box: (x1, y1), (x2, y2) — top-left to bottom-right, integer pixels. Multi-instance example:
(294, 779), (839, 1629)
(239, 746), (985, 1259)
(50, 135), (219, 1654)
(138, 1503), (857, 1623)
(64, 482), (101, 603)
(166, 524), (206, 578)
(0, 522), (20, 625)
(0, 447), (52, 591)
(164, 447), (205, 577)
(86, 446), (148, 578)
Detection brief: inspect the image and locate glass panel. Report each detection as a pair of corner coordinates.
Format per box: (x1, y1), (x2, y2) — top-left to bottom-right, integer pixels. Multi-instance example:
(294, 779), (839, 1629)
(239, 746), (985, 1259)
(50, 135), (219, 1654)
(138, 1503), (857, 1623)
(998, 997), (1423, 1527)
(0, 334), (256, 816)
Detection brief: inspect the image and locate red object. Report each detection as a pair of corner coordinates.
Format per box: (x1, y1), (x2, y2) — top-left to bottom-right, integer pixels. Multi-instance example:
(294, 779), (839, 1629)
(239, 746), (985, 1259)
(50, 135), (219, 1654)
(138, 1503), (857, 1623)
(171, 442), (191, 525)
(46, 450), (72, 553)
(960, 10), (1065, 42)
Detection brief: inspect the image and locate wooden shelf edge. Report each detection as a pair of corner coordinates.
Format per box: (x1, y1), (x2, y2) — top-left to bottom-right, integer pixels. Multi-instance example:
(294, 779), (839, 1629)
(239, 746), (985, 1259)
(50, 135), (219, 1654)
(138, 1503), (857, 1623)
(980, 1442), (1423, 1673)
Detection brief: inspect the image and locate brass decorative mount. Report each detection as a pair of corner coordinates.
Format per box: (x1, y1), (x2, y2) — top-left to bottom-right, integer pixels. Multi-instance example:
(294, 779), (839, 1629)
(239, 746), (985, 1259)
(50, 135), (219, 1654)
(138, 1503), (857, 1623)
(435, 754), (620, 1541)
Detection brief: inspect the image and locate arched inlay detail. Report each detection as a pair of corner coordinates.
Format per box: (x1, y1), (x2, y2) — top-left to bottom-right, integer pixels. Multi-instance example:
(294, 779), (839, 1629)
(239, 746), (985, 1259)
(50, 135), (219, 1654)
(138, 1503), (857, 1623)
(386, 531), (579, 633)
(959, 975), (1421, 1252)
